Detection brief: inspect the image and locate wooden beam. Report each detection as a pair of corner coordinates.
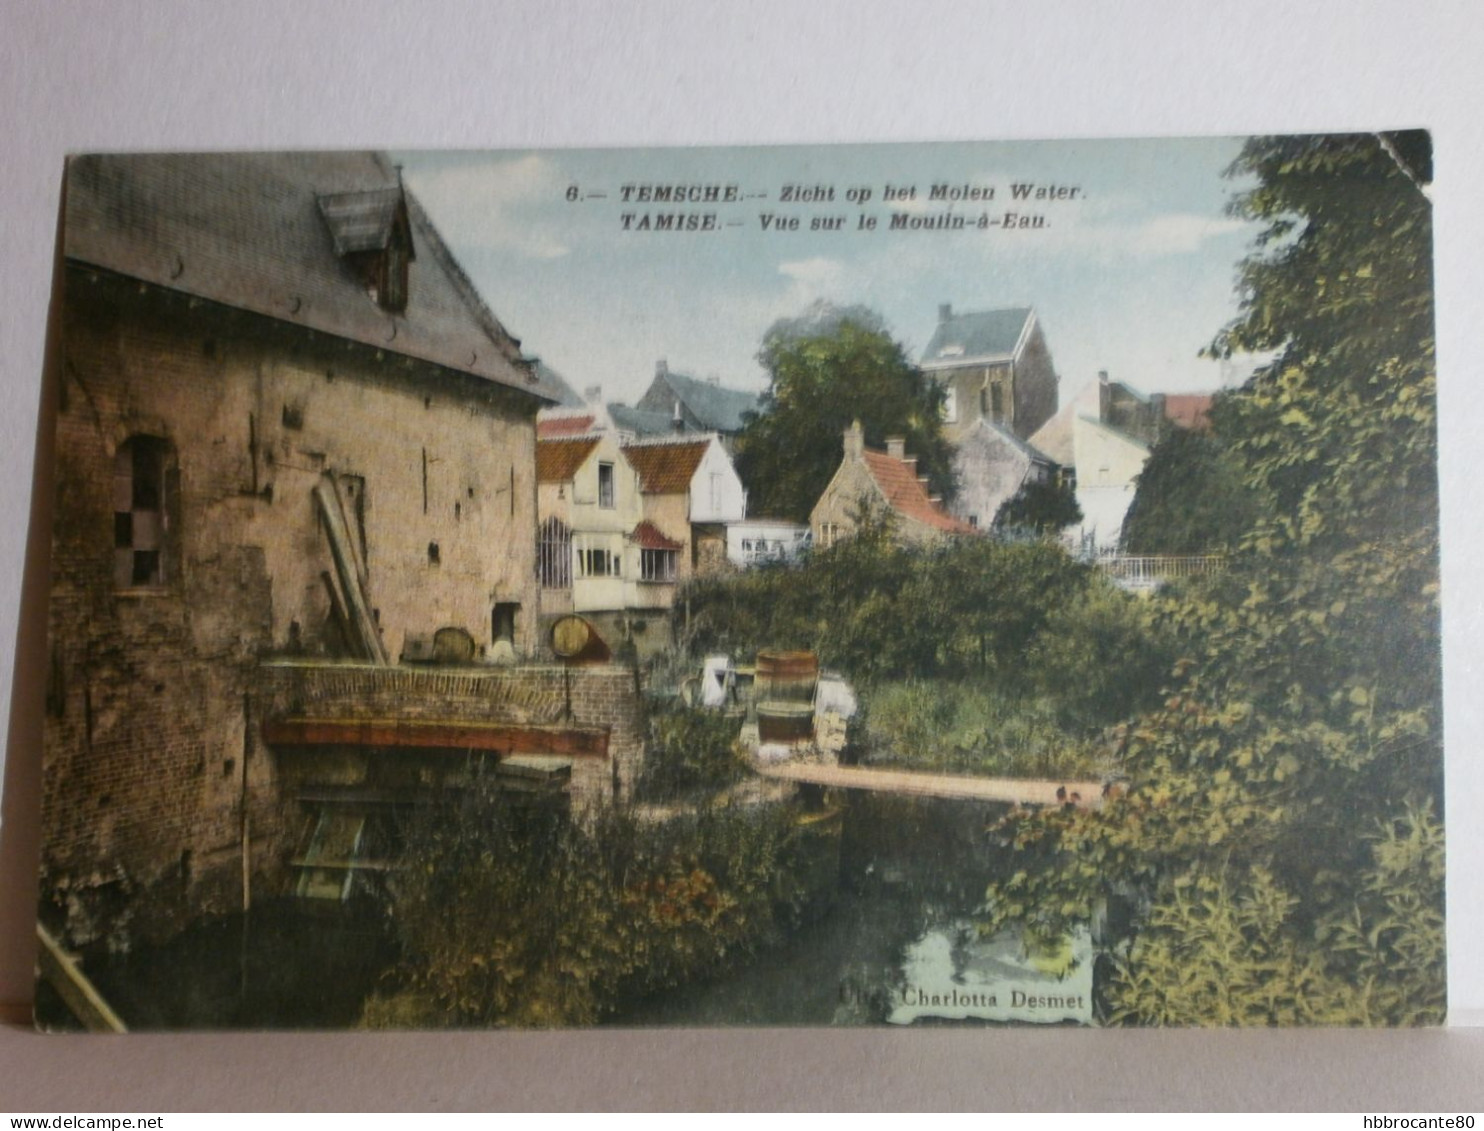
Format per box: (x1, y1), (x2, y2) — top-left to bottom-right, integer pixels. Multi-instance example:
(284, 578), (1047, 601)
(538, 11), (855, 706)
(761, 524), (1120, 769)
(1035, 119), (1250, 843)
(756, 763), (1103, 808)
(35, 923), (127, 1033)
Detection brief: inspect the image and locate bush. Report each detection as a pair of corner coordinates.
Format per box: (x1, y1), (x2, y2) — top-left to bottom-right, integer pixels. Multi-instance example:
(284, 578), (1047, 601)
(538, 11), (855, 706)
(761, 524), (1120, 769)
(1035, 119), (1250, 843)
(363, 783), (808, 1027)
(639, 705), (749, 801)
(861, 680), (1110, 780)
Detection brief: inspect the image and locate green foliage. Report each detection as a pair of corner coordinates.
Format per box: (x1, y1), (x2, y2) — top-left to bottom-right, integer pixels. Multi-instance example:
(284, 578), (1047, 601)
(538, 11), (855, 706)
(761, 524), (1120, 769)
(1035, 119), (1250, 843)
(994, 477), (1083, 537)
(982, 133), (1444, 1026)
(735, 302), (955, 521)
(684, 523), (1110, 687)
(1027, 581), (1176, 730)
(861, 680), (1109, 780)
(638, 704), (749, 800)
(364, 785), (809, 1027)
(1121, 425), (1258, 554)
(1109, 804), (1444, 1026)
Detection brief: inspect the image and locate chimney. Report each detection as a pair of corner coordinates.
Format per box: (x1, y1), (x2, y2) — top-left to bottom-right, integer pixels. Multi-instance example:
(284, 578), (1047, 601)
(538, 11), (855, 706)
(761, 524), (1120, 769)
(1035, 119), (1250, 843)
(886, 436), (907, 461)
(938, 303), (953, 324)
(584, 384), (603, 405)
(843, 419), (865, 460)
(706, 375), (720, 386)
(656, 359), (669, 379)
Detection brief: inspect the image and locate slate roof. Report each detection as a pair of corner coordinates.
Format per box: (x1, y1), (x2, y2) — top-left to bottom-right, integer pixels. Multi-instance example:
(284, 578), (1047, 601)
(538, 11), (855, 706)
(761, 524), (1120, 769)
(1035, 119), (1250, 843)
(861, 449), (976, 535)
(64, 151), (564, 403)
(533, 361), (586, 407)
(537, 414), (597, 439)
(630, 521), (684, 551)
(607, 403), (677, 436)
(536, 438), (600, 483)
(654, 369), (761, 433)
(922, 307), (1034, 366)
(967, 418), (1057, 466)
(317, 187), (403, 255)
(622, 439), (711, 495)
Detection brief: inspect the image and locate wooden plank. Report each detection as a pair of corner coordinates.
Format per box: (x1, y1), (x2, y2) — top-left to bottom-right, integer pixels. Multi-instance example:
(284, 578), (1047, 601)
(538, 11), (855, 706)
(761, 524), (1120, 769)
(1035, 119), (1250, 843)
(35, 923), (127, 1033)
(756, 762), (1103, 808)
(264, 717), (610, 758)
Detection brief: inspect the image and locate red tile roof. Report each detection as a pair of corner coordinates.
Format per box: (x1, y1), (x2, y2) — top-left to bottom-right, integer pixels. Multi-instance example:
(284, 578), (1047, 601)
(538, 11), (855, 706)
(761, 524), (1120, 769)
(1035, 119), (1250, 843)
(630, 521), (684, 550)
(1162, 394), (1213, 431)
(536, 438), (600, 483)
(537, 414), (596, 439)
(861, 449), (977, 535)
(621, 439), (710, 495)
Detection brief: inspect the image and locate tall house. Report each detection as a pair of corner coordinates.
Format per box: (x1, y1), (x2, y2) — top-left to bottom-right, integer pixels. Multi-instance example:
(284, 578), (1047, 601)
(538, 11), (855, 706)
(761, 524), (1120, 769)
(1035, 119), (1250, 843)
(41, 152), (589, 948)
(631, 360), (761, 450)
(920, 305), (1059, 444)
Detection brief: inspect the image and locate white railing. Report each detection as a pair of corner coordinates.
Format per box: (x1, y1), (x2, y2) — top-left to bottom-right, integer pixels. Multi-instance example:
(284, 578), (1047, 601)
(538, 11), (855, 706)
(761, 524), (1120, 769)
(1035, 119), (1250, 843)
(1097, 554), (1226, 588)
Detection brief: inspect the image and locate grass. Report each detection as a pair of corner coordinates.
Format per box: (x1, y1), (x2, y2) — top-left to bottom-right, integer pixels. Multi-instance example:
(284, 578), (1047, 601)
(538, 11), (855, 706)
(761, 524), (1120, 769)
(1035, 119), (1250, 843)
(859, 679), (1113, 781)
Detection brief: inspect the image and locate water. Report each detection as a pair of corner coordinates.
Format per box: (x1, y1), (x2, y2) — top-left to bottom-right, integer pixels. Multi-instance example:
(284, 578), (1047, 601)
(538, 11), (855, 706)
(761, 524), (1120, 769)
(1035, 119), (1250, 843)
(37, 795), (1093, 1030)
(616, 793), (1096, 1027)
(36, 900), (396, 1031)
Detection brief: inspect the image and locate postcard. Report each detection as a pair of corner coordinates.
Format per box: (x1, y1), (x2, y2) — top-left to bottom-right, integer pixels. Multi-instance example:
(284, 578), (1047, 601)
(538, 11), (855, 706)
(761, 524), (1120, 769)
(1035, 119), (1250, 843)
(33, 134), (1442, 1029)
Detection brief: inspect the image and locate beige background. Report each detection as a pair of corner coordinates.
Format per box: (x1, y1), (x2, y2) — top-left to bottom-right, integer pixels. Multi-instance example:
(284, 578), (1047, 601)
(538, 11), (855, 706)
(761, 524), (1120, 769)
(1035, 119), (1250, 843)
(2, 0), (1483, 1110)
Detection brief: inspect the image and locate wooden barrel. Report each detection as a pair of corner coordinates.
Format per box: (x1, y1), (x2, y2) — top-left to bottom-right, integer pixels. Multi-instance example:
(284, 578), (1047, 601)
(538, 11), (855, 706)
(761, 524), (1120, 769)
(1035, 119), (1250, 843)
(549, 615), (610, 663)
(756, 650), (819, 706)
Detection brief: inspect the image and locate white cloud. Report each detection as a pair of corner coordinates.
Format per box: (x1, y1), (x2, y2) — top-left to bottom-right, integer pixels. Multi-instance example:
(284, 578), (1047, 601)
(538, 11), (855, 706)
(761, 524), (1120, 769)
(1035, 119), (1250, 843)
(404, 155), (573, 260)
(777, 256), (847, 303)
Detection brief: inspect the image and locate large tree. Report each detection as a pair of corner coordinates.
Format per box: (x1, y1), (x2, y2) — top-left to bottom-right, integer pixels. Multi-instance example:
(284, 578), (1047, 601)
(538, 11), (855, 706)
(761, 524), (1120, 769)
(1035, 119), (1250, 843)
(982, 133), (1444, 1026)
(734, 302), (955, 522)
(1120, 424), (1256, 554)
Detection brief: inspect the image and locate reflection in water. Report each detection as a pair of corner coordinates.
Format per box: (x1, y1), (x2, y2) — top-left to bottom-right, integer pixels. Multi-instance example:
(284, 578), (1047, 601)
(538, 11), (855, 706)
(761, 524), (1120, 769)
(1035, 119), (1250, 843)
(36, 900), (396, 1031)
(38, 794), (1093, 1029)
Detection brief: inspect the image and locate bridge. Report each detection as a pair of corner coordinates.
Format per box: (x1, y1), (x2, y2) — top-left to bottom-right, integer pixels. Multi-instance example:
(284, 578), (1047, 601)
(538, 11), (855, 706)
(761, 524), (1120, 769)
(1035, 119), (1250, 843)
(756, 762), (1103, 808)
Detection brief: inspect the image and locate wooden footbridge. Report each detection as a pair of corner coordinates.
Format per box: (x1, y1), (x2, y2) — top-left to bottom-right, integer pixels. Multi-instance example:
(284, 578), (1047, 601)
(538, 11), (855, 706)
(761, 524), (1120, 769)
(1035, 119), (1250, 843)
(756, 762), (1104, 809)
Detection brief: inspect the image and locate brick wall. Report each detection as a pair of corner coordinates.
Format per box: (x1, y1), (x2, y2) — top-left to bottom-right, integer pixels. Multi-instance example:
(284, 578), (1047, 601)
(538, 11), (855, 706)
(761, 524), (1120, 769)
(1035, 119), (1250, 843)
(259, 661), (647, 811)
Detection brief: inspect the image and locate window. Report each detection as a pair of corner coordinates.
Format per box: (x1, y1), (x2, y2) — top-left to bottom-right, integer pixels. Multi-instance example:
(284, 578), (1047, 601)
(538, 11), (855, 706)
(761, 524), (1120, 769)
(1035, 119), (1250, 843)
(538, 516), (572, 588)
(597, 462), (615, 509)
(580, 544), (619, 578)
(114, 435), (172, 588)
(941, 388), (958, 424)
(641, 548), (677, 582)
(710, 472), (723, 513)
(980, 382), (1005, 422)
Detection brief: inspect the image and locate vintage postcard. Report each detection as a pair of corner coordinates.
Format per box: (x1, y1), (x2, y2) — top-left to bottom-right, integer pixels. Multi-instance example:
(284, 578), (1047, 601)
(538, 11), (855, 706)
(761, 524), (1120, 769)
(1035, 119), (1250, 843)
(34, 135), (1442, 1029)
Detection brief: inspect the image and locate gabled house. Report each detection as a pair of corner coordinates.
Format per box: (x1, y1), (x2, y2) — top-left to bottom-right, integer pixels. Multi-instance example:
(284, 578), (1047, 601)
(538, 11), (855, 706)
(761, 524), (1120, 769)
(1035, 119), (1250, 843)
(622, 434), (747, 582)
(921, 304), (1059, 443)
(630, 360), (762, 447)
(811, 421), (975, 547)
(1030, 371), (1215, 551)
(949, 418), (1060, 531)
(536, 433), (645, 630)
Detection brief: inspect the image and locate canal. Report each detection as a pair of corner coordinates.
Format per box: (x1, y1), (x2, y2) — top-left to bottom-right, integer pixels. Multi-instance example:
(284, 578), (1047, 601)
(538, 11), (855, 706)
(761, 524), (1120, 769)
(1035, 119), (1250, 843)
(36, 794), (1096, 1030)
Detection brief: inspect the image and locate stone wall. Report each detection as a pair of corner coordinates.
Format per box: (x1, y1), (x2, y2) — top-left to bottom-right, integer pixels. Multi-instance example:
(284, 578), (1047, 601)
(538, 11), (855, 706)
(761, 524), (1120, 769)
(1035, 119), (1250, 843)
(40, 271), (546, 947)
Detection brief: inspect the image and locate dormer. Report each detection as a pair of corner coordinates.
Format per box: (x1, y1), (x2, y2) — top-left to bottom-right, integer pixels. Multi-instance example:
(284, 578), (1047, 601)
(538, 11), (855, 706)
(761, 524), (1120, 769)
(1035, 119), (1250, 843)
(317, 179), (416, 313)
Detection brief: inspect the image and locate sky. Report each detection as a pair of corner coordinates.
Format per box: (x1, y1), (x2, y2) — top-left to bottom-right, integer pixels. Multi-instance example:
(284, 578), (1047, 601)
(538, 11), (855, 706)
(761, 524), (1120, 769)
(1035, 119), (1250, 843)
(396, 137), (1262, 409)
